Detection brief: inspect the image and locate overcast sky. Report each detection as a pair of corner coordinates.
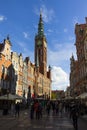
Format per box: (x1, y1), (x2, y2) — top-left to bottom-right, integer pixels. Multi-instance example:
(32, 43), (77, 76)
(0, 0), (87, 90)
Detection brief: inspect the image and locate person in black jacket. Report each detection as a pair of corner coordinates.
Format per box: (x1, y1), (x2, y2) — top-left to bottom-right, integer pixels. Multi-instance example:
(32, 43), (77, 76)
(15, 102), (20, 117)
(71, 104), (79, 130)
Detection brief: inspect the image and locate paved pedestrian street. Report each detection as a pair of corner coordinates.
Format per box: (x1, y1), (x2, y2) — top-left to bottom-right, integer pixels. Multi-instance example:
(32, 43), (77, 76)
(30, 115), (74, 130)
(0, 109), (74, 130)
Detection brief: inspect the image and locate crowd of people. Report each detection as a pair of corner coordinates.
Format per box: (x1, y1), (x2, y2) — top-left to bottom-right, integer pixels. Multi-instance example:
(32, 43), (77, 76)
(29, 99), (82, 130)
(2, 101), (20, 117)
(29, 99), (64, 120)
(1, 98), (87, 130)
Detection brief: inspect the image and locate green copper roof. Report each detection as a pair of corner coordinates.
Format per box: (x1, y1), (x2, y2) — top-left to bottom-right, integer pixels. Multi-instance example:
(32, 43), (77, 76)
(38, 12), (44, 36)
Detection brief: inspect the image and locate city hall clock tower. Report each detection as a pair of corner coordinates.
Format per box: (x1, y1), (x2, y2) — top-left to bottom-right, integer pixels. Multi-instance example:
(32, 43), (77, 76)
(35, 12), (47, 76)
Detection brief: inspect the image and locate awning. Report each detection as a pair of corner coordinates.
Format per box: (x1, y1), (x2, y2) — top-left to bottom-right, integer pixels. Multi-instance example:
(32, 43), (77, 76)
(0, 93), (24, 100)
(76, 92), (87, 99)
(65, 96), (74, 100)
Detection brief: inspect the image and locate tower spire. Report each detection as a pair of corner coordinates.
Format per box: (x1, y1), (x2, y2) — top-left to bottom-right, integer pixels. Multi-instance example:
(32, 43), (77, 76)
(38, 11), (44, 36)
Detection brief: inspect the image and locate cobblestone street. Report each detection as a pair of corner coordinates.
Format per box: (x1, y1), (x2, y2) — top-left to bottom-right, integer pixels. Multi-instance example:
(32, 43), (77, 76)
(0, 109), (74, 130)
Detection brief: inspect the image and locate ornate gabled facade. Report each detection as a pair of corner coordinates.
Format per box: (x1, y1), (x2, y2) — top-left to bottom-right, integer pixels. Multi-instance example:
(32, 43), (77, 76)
(0, 13), (51, 99)
(11, 52), (19, 94)
(0, 36), (13, 95)
(70, 18), (87, 97)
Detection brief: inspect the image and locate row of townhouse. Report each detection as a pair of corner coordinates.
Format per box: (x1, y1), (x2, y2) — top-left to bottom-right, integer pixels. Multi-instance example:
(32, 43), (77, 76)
(0, 36), (35, 99)
(0, 13), (51, 99)
(70, 18), (87, 97)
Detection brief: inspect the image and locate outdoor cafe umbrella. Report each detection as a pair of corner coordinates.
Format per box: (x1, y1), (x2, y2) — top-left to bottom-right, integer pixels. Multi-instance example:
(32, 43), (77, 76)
(76, 92), (87, 99)
(65, 96), (74, 100)
(0, 93), (23, 100)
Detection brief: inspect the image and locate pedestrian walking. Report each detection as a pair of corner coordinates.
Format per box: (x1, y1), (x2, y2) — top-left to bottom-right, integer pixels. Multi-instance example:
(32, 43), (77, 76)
(38, 102), (43, 118)
(59, 102), (63, 117)
(71, 103), (79, 130)
(15, 102), (20, 117)
(11, 102), (15, 116)
(34, 100), (40, 119)
(55, 101), (59, 115)
(30, 102), (34, 119)
(52, 101), (56, 115)
(46, 101), (51, 116)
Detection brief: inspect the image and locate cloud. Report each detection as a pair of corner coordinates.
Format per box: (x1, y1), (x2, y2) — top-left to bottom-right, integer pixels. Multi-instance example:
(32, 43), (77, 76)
(47, 41), (77, 91)
(45, 29), (54, 36)
(41, 5), (55, 23)
(0, 15), (6, 22)
(48, 42), (76, 67)
(23, 32), (30, 39)
(72, 16), (79, 26)
(16, 41), (34, 62)
(47, 29), (53, 33)
(34, 5), (55, 23)
(69, 36), (74, 41)
(64, 28), (68, 33)
(51, 66), (69, 91)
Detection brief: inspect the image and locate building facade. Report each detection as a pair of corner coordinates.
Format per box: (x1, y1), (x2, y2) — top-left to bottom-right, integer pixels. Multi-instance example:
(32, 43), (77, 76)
(34, 12), (51, 99)
(51, 90), (65, 100)
(70, 18), (87, 97)
(0, 13), (51, 99)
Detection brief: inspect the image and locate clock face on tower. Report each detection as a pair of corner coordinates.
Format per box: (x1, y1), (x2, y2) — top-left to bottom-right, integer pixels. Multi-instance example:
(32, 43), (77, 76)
(37, 40), (42, 46)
